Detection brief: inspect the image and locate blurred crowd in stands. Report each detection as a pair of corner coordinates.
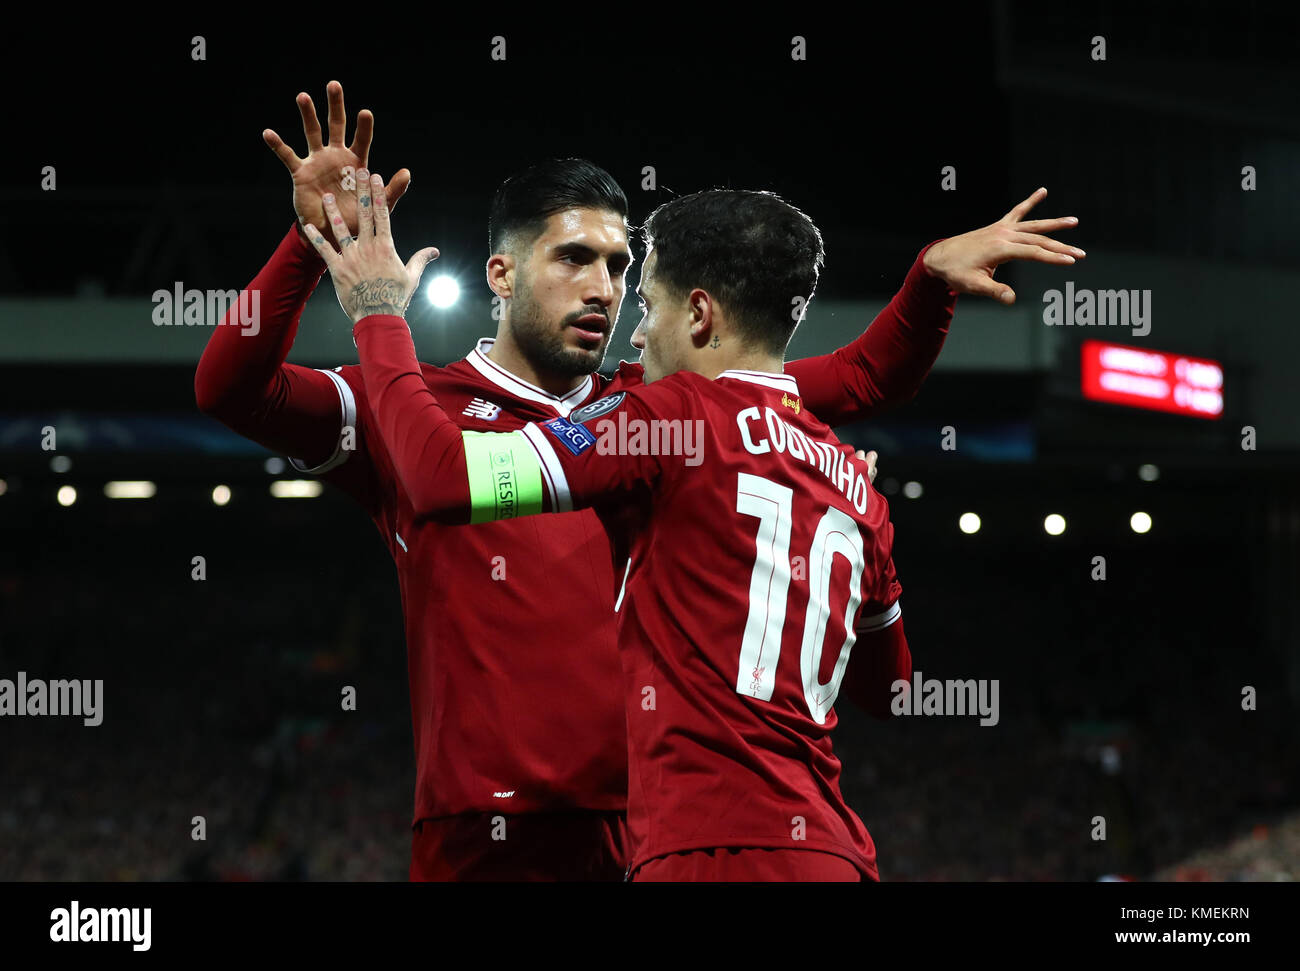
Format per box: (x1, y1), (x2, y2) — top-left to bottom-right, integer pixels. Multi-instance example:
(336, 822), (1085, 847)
(1, 498), (1296, 881)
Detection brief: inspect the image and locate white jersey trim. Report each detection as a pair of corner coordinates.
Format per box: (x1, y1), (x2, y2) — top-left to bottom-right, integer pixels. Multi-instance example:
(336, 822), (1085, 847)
(856, 600), (902, 633)
(466, 338), (593, 417)
(717, 368), (801, 397)
(520, 423), (573, 514)
(613, 556), (632, 613)
(288, 368), (357, 475)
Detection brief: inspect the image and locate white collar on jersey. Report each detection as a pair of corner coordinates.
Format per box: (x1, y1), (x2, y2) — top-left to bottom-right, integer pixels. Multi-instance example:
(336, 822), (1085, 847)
(717, 369), (801, 397)
(465, 338), (594, 417)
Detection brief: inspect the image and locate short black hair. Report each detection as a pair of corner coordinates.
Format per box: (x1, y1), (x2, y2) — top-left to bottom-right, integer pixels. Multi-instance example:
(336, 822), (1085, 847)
(641, 189), (825, 354)
(488, 158), (629, 256)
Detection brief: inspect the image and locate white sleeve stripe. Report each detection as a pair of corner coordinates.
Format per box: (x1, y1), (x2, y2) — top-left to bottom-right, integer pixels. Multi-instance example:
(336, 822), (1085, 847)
(288, 369), (356, 475)
(520, 423), (573, 513)
(856, 600), (902, 633)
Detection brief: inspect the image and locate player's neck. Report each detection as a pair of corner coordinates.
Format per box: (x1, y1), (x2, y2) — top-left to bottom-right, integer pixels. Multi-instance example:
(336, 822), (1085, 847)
(485, 331), (591, 398)
(696, 349), (786, 381)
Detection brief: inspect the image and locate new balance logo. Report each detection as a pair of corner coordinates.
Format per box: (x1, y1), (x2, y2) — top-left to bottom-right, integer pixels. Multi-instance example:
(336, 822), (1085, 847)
(463, 398), (501, 421)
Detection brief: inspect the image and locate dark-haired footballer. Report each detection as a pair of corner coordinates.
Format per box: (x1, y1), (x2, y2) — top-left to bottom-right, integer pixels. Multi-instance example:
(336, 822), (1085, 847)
(198, 84), (1079, 881)
(315, 181), (1079, 881)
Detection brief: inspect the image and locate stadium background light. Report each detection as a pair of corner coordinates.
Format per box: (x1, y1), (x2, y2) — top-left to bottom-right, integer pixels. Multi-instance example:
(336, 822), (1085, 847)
(1044, 513), (1066, 536)
(959, 512), (981, 534)
(56, 485), (77, 506)
(1081, 340), (1223, 419)
(212, 485), (232, 506)
(426, 275), (460, 308)
(104, 481), (156, 499)
(270, 480), (323, 499)
(1131, 511), (1153, 533)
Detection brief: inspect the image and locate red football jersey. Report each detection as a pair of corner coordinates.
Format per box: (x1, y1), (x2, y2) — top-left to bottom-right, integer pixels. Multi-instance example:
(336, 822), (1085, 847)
(308, 341), (648, 823)
(198, 226), (949, 840)
(519, 369), (902, 878)
(350, 310), (909, 879)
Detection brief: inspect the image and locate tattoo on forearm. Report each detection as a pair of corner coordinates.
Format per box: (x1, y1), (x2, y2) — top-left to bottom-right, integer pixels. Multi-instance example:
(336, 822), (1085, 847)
(350, 278), (407, 316)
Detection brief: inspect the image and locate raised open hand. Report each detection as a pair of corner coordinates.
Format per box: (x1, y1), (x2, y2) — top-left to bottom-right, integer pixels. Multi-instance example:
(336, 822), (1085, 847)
(262, 80), (412, 246)
(303, 172), (439, 324)
(922, 188), (1084, 305)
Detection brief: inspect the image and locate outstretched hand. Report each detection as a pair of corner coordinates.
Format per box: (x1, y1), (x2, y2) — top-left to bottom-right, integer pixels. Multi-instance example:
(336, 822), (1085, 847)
(922, 188), (1083, 305)
(302, 171), (439, 323)
(855, 449), (878, 484)
(263, 80), (412, 244)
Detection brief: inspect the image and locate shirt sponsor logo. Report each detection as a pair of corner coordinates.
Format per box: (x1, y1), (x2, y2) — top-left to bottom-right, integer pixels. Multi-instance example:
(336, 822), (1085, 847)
(570, 391), (627, 425)
(781, 392), (802, 414)
(542, 417), (596, 456)
(463, 398), (502, 421)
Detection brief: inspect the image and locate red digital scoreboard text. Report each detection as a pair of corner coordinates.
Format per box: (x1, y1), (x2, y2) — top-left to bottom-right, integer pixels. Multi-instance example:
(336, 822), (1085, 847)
(1080, 340), (1224, 419)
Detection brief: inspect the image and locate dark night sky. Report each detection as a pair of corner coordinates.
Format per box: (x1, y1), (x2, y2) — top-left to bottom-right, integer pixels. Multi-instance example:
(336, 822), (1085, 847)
(6, 5), (1293, 299)
(12, 11), (1010, 297)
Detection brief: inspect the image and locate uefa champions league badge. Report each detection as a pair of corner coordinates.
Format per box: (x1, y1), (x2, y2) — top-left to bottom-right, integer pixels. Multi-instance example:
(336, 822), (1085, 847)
(569, 392), (627, 426)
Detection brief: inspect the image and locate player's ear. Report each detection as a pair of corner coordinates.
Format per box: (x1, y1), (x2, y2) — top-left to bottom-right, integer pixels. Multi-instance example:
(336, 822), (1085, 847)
(688, 288), (713, 346)
(487, 253), (515, 299)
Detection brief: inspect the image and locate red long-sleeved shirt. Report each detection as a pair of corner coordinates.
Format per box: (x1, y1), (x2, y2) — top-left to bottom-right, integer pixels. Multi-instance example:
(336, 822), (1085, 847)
(351, 314), (915, 876)
(195, 224), (953, 824)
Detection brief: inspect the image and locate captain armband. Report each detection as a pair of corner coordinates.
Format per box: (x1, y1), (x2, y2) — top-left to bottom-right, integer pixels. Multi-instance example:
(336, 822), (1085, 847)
(462, 430), (545, 523)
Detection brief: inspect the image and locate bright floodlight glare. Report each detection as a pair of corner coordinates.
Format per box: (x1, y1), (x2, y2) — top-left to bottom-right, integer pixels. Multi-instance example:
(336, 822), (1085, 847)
(426, 275), (460, 308)
(57, 485), (77, 507)
(902, 481), (923, 499)
(1138, 463), (1159, 482)
(212, 485), (232, 506)
(104, 481), (156, 500)
(51, 455), (72, 473)
(959, 512), (981, 534)
(270, 480), (323, 499)
(1044, 513), (1066, 536)
(264, 457), (286, 475)
(1131, 511), (1152, 533)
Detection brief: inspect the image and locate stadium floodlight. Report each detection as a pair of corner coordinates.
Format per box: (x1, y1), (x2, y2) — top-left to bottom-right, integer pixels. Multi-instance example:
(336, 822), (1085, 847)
(264, 457), (286, 475)
(270, 480), (323, 499)
(212, 485), (232, 506)
(104, 481), (156, 499)
(959, 512), (981, 535)
(1138, 464), (1159, 482)
(426, 275), (460, 308)
(1044, 513), (1066, 536)
(1130, 511), (1152, 534)
(57, 485), (77, 507)
(902, 480), (923, 499)
(50, 455), (72, 473)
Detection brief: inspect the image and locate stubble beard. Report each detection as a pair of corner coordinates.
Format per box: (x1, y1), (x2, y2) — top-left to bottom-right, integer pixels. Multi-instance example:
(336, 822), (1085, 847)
(509, 273), (611, 380)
